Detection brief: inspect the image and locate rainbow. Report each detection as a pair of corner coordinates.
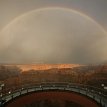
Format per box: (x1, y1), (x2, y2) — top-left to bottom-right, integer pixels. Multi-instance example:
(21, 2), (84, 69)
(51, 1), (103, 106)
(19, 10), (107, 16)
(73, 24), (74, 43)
(0, 7), (107, 35)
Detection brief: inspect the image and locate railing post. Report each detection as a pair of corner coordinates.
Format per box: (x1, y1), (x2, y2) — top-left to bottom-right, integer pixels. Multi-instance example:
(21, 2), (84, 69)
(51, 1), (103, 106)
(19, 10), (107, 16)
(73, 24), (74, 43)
(20, 90), (21, 95)
(86, 88), (87, 96)
(11, 93), (13, 100)
(78, 87), (80, 93)
(27, 88), (28, 93)
(99, 97), (101, 106)
(93, 92), (95, 100)
(40, 85), (43, 90)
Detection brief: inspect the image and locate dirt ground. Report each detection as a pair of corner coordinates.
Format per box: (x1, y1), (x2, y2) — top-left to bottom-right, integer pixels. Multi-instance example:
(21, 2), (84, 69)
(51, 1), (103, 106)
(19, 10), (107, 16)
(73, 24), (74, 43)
(5, 91), (100, 107)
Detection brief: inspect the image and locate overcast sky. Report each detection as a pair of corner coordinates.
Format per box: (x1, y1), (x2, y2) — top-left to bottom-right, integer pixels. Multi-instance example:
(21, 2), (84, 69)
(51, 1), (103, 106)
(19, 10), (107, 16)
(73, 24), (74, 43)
(0, 0), (107, 64)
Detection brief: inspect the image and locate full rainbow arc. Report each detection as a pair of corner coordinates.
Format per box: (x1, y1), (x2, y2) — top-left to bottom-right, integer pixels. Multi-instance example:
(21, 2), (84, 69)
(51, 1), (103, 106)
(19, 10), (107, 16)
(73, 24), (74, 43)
(0, 7), (107, 35)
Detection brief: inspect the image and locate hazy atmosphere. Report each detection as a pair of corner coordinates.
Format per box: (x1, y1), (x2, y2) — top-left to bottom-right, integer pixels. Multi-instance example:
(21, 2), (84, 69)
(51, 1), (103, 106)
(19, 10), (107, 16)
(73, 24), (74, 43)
(0, 0), (107, 64)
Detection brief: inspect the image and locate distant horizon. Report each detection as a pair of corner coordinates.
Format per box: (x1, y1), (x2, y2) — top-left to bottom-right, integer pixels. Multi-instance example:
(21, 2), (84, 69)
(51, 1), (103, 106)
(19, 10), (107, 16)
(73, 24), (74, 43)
(0, 62), (106, 65)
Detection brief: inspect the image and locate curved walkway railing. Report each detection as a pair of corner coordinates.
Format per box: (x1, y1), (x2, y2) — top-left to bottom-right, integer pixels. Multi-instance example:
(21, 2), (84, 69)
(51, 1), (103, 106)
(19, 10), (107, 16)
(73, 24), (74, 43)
(1, 82), (107, 107)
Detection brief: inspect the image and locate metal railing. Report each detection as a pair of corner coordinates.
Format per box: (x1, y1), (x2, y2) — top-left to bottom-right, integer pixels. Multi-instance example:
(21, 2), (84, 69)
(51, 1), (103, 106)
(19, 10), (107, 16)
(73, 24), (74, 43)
(1, 82), (107, 107)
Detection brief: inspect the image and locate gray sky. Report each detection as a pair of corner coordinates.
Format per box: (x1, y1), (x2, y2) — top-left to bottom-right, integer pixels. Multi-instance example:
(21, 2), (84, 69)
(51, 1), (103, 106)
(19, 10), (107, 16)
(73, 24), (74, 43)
(0, 0), (107, 64)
